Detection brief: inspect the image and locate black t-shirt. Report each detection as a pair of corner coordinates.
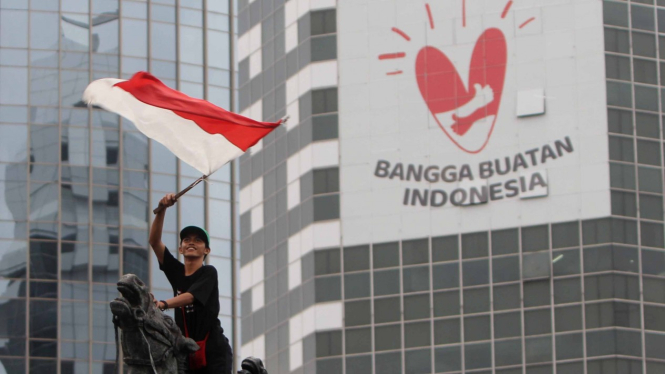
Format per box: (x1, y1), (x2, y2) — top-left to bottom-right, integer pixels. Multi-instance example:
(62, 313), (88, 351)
(159, 248), (221, 341)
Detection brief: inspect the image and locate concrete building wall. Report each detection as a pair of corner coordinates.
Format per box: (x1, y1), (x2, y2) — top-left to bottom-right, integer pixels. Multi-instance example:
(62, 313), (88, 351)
(0, 1), (238, 372)
(240, 0), (665, 373)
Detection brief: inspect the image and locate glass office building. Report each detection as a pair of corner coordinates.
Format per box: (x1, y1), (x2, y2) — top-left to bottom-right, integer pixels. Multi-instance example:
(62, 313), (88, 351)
(237, 0), (665, 373)
(0, 0), (238, 373)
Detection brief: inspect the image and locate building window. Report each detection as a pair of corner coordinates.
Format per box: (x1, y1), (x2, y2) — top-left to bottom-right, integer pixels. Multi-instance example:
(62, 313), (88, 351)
(311, 10), (336, 36)
(312, 88), (338, 115)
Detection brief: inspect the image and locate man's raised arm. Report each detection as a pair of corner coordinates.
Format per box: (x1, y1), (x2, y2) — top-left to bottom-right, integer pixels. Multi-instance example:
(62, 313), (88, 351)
(149, 194), (176, 264)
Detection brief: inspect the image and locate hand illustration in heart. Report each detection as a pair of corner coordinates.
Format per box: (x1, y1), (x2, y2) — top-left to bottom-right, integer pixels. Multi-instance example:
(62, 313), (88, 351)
(416, 28), (507, 153)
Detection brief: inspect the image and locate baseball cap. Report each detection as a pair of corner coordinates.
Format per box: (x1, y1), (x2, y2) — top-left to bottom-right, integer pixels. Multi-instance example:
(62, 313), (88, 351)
(180, 226), (210, 248)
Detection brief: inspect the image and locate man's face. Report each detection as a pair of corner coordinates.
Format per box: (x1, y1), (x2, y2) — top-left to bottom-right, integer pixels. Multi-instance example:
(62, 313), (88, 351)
(179, 234), (210, 259)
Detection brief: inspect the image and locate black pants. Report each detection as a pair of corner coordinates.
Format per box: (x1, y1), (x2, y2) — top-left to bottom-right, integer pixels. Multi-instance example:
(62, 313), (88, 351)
(191, 325), (233, 374)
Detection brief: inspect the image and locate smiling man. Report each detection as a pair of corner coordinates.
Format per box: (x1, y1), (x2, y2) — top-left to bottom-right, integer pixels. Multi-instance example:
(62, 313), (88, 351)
(149, 193), (233, 374)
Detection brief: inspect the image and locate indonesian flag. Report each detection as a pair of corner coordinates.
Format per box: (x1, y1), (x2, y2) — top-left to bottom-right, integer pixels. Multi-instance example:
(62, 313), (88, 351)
(83, 71), (282, 175)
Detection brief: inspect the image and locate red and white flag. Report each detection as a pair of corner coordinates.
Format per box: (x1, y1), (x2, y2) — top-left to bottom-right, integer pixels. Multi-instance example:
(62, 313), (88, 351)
(83, 71), (282, 175)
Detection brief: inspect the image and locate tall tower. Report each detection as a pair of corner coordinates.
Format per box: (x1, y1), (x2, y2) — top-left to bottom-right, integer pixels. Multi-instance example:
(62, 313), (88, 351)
(0, 1), (238, 372)
(239, 0), (665, 374)
(237, 0), (341, 372)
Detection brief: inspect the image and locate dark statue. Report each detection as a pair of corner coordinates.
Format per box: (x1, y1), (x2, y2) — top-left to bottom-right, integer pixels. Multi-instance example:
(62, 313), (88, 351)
(110, 274), (270, 374)
(111, 273), (198, 373)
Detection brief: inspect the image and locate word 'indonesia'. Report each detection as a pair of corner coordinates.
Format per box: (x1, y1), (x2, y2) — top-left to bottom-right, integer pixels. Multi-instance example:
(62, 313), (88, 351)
(374, 137), (574, 207)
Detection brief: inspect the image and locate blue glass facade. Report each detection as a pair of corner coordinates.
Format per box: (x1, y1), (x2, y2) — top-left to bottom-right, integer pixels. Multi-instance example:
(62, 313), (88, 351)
(0, 0), (238, 372)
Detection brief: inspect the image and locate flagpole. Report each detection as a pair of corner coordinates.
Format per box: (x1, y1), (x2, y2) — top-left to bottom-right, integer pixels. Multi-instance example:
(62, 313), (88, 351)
(153, 174), (209, 214)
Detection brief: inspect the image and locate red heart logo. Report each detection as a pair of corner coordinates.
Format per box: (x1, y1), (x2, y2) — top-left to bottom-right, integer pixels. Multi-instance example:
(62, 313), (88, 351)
(416, 28), (507, 153)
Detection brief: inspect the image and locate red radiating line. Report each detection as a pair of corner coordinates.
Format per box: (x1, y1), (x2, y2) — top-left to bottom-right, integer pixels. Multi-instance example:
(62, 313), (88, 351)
(519, 17), (536, 28)
(501, 0), (513, 19)
(378, 52), (406, 60)
(391, 27), (411, 41)
(462, 0), (466, 27)
(387, 70), (403, 76)
(425, 3), (434, 29)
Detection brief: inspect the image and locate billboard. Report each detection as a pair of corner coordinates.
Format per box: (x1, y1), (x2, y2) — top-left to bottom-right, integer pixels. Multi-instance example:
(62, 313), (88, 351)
(337, 0), (609, 244)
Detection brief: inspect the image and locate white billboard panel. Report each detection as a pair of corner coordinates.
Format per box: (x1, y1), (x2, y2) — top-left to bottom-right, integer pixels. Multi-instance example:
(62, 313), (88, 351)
(337, 0), (609, 245)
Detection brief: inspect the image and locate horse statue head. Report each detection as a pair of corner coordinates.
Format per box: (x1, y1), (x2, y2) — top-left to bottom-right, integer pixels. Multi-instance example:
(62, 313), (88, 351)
(110, 274), (199, 374)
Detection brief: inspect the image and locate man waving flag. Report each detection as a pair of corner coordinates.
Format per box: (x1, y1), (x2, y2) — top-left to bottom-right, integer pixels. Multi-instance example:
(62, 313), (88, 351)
(85, 73), (278, 372)
(83, 71), (283, 176)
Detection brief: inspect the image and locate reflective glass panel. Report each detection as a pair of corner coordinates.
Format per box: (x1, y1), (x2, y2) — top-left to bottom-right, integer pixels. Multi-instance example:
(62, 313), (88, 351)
(343, 245), (369, 272)
(404, 321), (432, 348)
(435, 345), (461, 373)
(553, 248), (580, 276)
(464, 315), (490, 341)
(179, 26), (203, 65)
(344, 272), (369, 299)
(0, 164), (28, 221)
(556, 333), (583, 360)
(1, 11), (28, 48)
(92, 186), (119, 226)
(587, 329), (642, 357)
(123, 131), (148, 170)
(374, 297), (400, 323)
(373, 242), (399, 269)
(31, 125), (59, 164)
(209, 199), (231, 239)
(525, 336), (552, 364)
(495, 312), (521, 338)
(554, 277), (581, 304)
(62, 0), (89, 13)
(61, 242), (89, 281)
(463, 259), (489, 286)
(465, 342), (491, 370)
(0, 68), (28, 105)
(208, 30), (230, 69)
(30, 68), (58, 106)
(433, 262), (459, 290)
(586, 301), (641, 329)
(92, 343), (115, 361)
(643, 249), (665, 276)
(93, 0), (118, 14)
(494, 284), (520, 311)
(121, 19), (147, 57)
(374, 324), (401, 351)
(344, 328), (370, 354)
(404, 293), (429, 320)
(92, 283), (118, 302)
(375, 351), (401, 373)
(61, 126), (90, 165)
(61, 186), (90, 226)
(525, 309), (552, 336)
(30, 241), (57, 280)
(30, 12), (59, 49)
(493, 255), (519, 283)
(60, 301), (88, 340)
(30, 300), (57, 338)
(92, 302), (114, 342)
(402, 239), (429, 265)
(122, 0), (147, 18)
(123, 245), (149, 283)
(150, 141), (177, 174)
(432, 235), (458, 262)
(151, 22), (176, 61)
(523, 251), (550, 279)
(405, 349), (430, 374)
(524, 280), (550, 307)
(464, 287), (489, 313)
(495, 338), (522, 367)
(403, 266), (429, 293)
(60, 282), (88, 301)
(585, 274), (640, 301)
